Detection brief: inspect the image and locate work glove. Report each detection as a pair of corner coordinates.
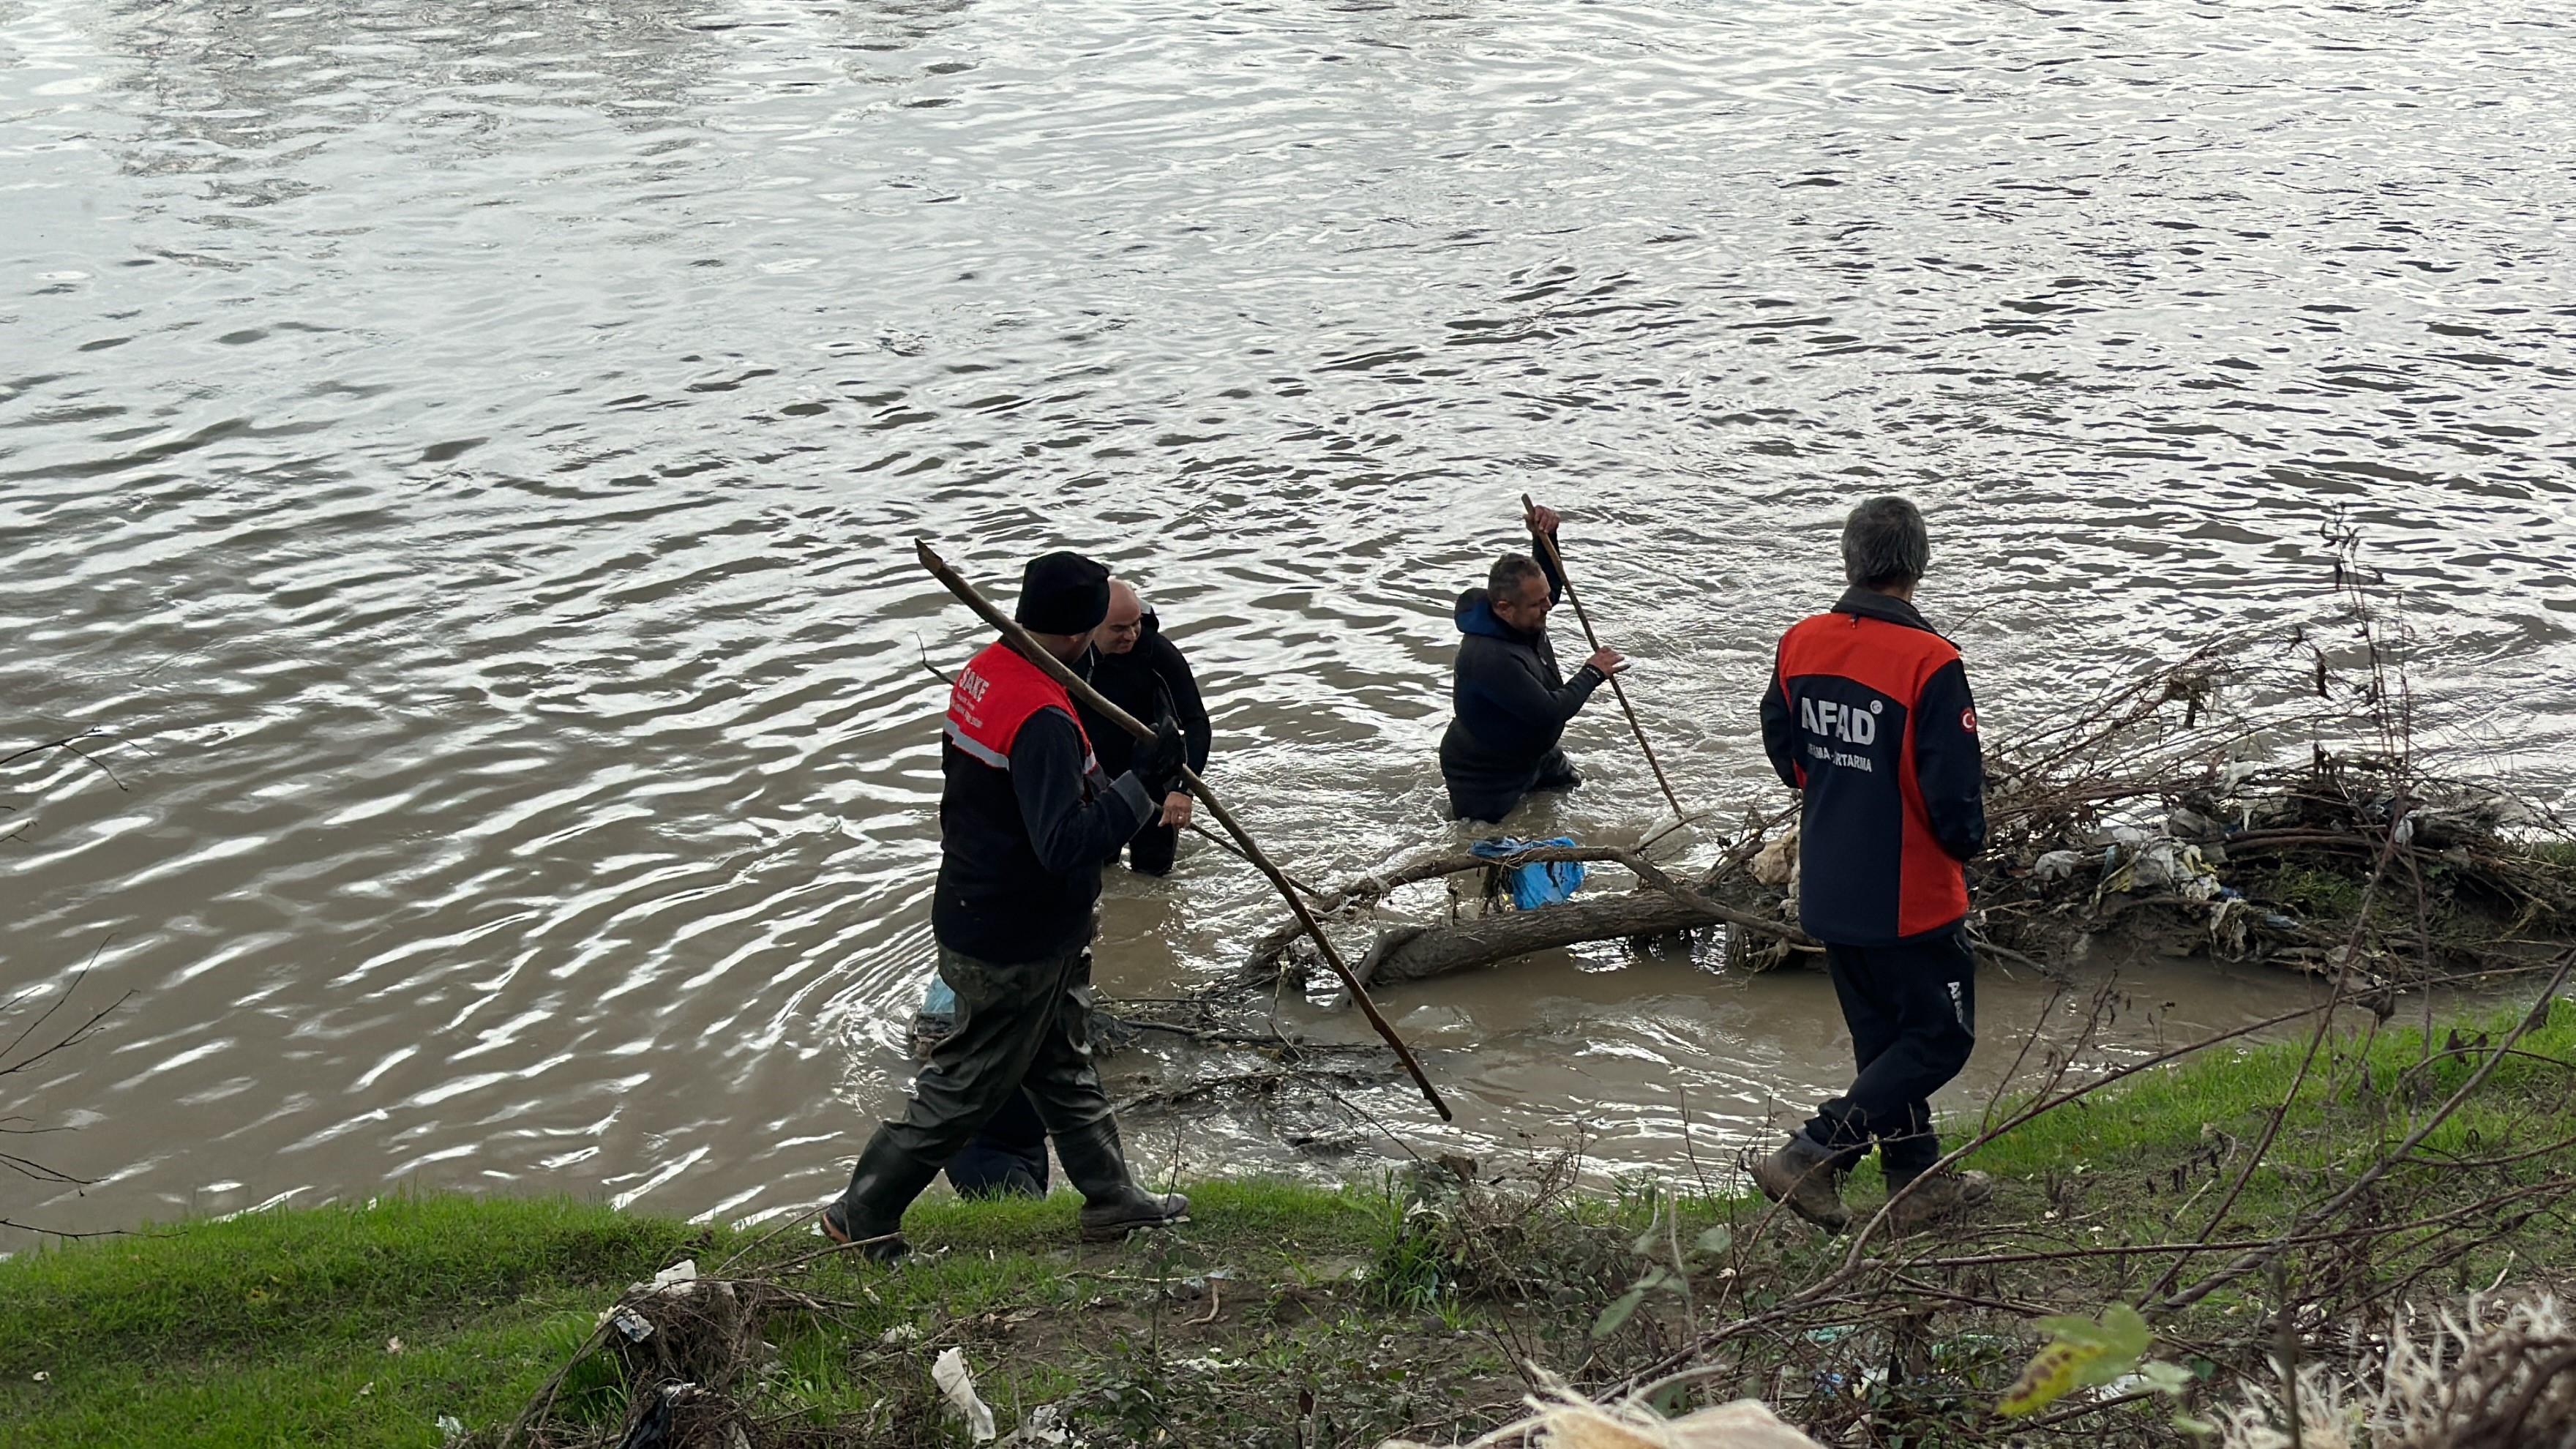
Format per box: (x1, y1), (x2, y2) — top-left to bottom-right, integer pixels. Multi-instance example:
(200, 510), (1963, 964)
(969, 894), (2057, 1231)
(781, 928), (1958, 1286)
(1132, 717), (1188, 799)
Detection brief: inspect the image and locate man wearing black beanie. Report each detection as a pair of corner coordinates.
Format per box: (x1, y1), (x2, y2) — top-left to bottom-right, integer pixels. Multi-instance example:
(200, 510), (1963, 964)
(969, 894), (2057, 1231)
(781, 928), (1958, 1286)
(823, 550), (1191, 1260)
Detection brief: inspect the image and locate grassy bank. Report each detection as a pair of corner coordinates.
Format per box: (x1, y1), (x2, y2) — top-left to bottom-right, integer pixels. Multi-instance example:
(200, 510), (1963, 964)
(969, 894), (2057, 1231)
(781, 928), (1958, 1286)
(7, 998), (2575, 1448)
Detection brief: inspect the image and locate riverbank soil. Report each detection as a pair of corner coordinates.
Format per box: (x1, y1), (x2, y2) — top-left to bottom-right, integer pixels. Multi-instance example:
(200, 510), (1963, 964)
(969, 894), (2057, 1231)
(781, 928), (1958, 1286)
(6, 1000), (2575, 1447)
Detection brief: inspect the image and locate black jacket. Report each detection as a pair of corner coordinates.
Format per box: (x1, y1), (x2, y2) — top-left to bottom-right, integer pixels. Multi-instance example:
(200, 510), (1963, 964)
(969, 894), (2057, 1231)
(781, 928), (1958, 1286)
(932, 704), (1153, 963)
(1077, 613), (1213, 783)
(1438, 536), (1604, 814)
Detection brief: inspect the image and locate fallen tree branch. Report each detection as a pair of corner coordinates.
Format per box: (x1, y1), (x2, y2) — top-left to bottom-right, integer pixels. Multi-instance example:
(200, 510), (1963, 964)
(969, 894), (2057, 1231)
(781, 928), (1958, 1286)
(1351, 886), (1803, 990)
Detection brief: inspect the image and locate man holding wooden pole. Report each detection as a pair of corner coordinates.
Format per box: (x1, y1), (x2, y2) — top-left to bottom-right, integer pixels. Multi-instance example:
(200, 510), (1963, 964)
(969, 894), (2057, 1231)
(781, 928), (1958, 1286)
(823, 550), (1191, 1260)
(1439, 502), (1630, 823)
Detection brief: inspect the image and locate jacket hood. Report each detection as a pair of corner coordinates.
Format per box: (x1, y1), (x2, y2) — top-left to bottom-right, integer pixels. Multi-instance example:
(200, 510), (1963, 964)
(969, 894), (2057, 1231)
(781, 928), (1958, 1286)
(1456, 588), (1527, 642)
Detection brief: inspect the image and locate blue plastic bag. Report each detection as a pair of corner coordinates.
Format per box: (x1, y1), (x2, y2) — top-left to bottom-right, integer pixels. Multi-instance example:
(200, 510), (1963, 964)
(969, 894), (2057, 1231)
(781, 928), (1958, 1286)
(1469, 836), (1587, 910)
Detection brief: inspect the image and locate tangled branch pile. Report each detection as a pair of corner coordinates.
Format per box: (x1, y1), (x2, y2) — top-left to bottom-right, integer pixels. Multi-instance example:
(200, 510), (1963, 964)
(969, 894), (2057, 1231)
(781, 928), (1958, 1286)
(489, 1243), (869, 1449)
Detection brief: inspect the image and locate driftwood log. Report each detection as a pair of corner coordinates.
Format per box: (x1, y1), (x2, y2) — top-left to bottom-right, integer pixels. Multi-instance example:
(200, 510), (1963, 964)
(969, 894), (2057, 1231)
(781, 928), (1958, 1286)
(1354, 891), (1764, 986)
(1245, 839), (1811, 992)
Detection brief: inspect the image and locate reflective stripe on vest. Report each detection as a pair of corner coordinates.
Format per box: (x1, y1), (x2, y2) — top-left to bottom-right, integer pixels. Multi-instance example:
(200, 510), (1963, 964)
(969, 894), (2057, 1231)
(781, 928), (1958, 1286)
(943, 640), (1098, 774)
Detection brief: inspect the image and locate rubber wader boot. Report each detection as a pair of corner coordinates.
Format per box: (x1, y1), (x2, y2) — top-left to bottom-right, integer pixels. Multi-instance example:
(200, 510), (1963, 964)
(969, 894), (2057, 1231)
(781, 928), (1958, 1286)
(1052, 1119), (1188, 1241)
(1751, 1134), (1852, 1232)
(1884, 1168), (1993, 1234)
(823, 1133), (943, 1263)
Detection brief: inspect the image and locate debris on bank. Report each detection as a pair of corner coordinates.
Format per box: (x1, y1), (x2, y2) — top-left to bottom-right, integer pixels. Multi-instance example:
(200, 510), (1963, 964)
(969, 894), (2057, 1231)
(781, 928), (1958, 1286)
(1380, 1381), (1824, 1449)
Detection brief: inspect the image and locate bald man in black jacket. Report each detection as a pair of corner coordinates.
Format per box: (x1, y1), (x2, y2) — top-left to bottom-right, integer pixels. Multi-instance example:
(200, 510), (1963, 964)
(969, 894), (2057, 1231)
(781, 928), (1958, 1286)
(1079, 580), (1213, 875)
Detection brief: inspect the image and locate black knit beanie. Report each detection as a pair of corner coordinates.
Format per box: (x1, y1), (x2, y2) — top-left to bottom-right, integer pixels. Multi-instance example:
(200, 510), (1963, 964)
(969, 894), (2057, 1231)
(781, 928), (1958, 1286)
(1014, 552), (1112, 634)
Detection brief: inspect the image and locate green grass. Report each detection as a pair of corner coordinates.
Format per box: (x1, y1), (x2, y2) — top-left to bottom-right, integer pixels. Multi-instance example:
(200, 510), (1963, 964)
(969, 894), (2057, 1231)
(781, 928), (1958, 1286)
(2528, 839), (2576, 870)
(0, 1181), (1394, 1448)
(6, 1004), (2575, 1446)
(1971, 995), (2576, 1183)
(0, 1194), (705, 1447)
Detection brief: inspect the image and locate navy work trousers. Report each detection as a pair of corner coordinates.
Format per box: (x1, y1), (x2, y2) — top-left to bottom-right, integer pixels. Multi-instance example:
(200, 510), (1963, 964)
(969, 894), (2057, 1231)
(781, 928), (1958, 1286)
(1799, 927), (1977, 1181)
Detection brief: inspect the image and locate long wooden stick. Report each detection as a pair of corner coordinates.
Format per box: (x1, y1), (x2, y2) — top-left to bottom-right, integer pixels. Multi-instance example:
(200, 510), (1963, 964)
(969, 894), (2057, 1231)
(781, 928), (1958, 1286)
(913, 540), (1454, 1123)
(1520, 495), (1686, 820)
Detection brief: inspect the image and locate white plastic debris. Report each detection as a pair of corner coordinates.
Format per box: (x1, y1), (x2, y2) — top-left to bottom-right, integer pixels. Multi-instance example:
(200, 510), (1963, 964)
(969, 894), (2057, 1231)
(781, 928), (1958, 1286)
(881, 1322), (922, 1346)
(435, 1414), (467, 1444)
(2100, 838), (2220, 899)
(932, 1346), (998, 1442)
(609, 1306), (655, 1343)
(1003, 1404), (1069, 1446)
(1383, 1385), (1822, 1449)
(2032, 849), (2084, 883)
(627, 1257), (701, 1296)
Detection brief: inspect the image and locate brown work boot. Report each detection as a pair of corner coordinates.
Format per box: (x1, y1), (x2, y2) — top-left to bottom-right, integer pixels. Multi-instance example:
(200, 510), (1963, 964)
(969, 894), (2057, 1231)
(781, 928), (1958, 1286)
(1751, 1134), (1852, 1232)
(1884, 1169), (1993, 1234)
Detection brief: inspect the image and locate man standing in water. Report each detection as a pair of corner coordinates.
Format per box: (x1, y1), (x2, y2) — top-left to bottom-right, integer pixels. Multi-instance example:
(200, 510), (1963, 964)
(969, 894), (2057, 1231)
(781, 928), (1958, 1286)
(1079, 579), (1213, 876)
(1439, 503), (1628, 823)
(1751, 497), (1990, 1234)
(823, 552), (1191, 1259)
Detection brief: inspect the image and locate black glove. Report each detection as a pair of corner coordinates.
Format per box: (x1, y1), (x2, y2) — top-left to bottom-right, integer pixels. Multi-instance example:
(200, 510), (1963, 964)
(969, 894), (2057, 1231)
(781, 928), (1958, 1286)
(1132, 717), (1187, 798)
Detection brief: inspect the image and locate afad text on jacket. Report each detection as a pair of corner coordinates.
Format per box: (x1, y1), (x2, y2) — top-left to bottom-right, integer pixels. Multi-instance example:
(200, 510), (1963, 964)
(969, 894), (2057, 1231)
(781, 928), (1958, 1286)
(1760, 588), (1986, 946)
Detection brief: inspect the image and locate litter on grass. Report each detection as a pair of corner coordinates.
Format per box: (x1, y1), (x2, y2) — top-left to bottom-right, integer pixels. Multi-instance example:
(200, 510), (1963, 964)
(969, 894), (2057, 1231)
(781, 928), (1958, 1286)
(933, 1345), (998, 1442)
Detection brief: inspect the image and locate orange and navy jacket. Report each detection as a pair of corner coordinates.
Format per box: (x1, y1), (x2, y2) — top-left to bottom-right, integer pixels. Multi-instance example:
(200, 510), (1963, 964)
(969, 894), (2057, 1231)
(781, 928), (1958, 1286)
(932, 640), (1151, 963)
(1759, 589), (1985, 946)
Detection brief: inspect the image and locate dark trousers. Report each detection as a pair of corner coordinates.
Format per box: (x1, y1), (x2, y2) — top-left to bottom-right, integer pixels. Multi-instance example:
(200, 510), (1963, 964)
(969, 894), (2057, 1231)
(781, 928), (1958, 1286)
(1445, 748), (1581, 824)
(945, 1090), (1049, 1198)
(880, 943), (1115, 1164)
(1800, 928), (1977, 1181)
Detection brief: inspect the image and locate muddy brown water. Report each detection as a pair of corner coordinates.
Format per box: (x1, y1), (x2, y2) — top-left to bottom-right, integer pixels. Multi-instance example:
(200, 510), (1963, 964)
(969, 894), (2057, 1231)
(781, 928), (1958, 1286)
(3, 0), (2572, 1243)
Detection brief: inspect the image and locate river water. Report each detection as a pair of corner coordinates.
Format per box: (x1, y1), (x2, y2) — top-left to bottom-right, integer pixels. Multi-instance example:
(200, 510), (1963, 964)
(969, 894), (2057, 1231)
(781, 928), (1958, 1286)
(3, 0), (2571, 1240)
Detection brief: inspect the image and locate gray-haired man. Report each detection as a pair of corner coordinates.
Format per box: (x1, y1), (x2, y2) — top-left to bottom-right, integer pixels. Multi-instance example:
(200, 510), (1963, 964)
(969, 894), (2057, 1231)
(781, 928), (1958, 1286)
(1751, 498), (1990, 1234)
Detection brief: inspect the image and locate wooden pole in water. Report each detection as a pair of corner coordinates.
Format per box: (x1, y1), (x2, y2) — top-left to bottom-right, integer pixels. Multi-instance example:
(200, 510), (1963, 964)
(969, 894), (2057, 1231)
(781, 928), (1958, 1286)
(913, 539), (1455, 1123)
(1520, 495), (1688, 820)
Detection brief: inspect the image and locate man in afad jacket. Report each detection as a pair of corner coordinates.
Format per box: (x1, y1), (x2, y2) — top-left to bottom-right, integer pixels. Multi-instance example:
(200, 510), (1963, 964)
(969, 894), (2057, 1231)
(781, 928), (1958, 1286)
(822, 551), (1191, 1260)
(1439, 502), (1629, 823)
(1751, 497), (1990, 1234)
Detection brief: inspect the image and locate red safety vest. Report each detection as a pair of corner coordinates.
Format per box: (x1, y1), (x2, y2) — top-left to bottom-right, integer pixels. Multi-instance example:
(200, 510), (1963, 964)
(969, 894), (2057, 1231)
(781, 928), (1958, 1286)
(944, 640), (1098, 776)
(1772, 610), (1971, 941)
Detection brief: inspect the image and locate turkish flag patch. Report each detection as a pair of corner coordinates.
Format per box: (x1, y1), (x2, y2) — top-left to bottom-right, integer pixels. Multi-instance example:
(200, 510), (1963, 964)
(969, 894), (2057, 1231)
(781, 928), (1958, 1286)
(1961, 707), (1979, 734)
